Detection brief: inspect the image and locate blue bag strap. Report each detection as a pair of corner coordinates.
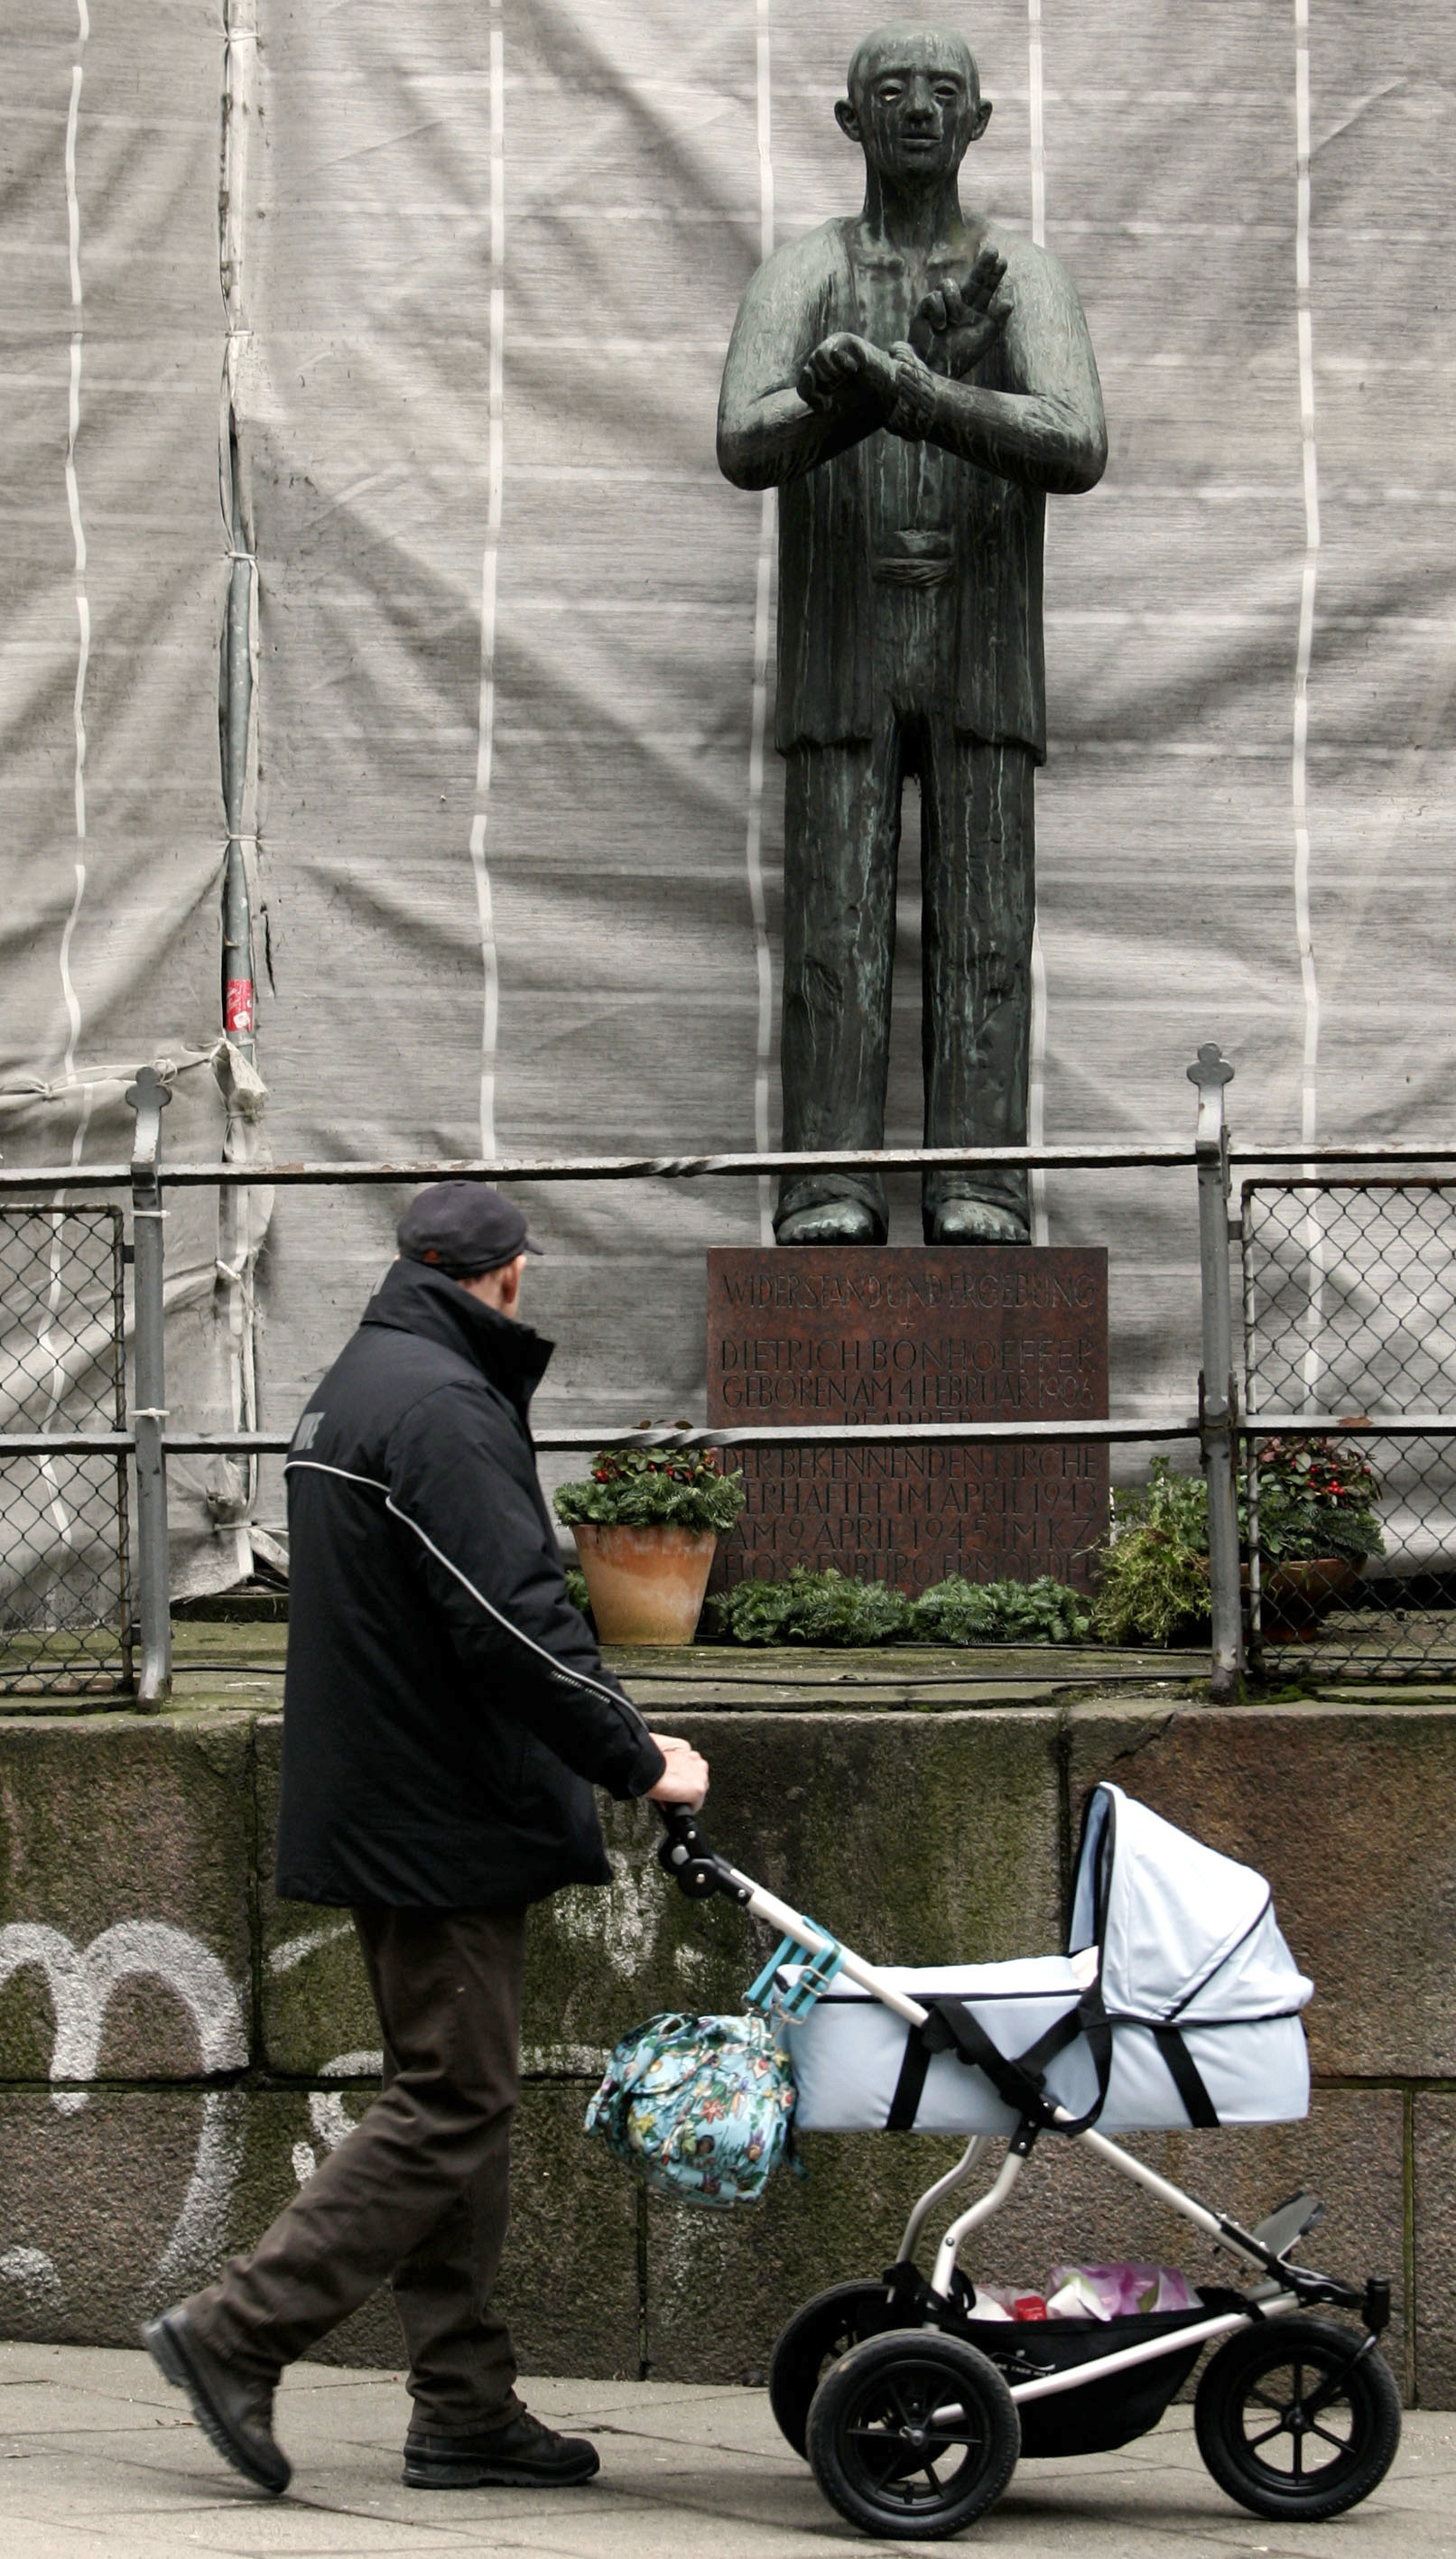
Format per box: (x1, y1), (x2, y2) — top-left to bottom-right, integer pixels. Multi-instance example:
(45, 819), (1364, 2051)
(747, 1929), (845, 2020)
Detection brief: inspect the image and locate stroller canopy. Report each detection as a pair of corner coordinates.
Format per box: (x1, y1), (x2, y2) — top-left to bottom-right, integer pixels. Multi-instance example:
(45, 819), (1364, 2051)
(1070, 1783), (1312, 2027)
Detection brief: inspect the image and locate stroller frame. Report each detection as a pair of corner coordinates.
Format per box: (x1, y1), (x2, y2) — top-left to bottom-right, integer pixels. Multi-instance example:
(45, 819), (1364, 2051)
(657, 1804), (1396, 2535)
(890, 2128), (1333, 2404)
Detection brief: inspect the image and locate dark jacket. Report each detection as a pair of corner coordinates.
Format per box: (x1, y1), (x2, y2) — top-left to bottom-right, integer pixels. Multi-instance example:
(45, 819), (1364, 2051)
(274, 1258), (665, 1910)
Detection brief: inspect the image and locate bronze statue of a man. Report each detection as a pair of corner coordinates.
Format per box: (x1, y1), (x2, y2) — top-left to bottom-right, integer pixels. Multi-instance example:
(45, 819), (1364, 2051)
(719, 23), (1106, 1245)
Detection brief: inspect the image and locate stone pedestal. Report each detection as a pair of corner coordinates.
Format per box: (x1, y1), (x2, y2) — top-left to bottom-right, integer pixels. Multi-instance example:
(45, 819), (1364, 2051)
(706, 1246), (1108, 1593)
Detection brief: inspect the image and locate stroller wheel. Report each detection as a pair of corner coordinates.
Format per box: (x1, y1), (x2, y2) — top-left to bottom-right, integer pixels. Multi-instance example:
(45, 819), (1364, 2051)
(769, 2281), (906, 2459)
(806, 2330), (1019, 2541)
(1194, 2314), (1402, 2521)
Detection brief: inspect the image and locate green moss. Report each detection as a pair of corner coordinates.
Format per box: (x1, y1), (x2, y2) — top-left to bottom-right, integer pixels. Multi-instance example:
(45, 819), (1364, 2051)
(0, 1717), (255, 2081)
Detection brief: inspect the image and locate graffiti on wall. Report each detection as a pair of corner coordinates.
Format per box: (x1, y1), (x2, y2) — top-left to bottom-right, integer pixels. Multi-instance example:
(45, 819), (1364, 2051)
(0, 1919), (356, 2310)
(0, 1884), (649, 2315)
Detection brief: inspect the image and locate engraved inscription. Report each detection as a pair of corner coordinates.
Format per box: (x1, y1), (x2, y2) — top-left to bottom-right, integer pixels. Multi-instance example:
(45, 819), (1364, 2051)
(707, 1247), (1109, 1595)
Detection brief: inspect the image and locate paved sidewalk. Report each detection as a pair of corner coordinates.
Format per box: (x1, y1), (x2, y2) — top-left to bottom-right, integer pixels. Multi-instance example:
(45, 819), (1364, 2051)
(2, 2343), (1452, 2557)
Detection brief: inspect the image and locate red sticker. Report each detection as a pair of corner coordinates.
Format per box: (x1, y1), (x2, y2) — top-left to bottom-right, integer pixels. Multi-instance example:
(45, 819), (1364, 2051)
(224, 979), (255, 1033)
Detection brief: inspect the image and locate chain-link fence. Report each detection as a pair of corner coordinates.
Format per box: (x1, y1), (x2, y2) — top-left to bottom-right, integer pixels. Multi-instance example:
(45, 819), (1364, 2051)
(0, 1206), (131, 1693)
(1242, 1179), (1456, 1677)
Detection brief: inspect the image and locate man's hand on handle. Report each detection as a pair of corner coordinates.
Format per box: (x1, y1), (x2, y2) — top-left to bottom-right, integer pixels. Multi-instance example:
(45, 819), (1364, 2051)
(645, 1734), (709, 1810)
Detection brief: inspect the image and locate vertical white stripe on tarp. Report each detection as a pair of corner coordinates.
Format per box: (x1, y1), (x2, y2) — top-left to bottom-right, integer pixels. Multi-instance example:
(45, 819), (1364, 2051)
(1293, 0), (1322, 1152)
(60, 13), (90, 1157)
(468, 0), (506, 1159)
(1293, 0), (1325, 1397)
(745, 0), (775, 1242)
(1026, 0), (1049, 1245)
(1026, 0), (1045, 243)
(40, 3), (94, 1549)
(61, 31), (88, 1079)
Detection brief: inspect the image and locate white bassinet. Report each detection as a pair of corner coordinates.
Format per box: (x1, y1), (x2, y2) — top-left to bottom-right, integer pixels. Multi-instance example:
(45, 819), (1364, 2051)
(786, 1783), (1312, 2136)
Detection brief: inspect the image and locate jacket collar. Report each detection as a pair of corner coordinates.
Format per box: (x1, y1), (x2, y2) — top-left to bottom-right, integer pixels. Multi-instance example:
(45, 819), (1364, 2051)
(361, 1258), (553, 1418)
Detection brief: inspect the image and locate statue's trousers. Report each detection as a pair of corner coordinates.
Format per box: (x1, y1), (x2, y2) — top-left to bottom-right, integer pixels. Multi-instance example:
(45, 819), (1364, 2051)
(777, 576), (1035, 1241)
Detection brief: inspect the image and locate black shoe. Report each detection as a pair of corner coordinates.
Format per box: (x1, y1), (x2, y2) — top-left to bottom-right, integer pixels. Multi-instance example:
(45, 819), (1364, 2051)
(403, 2407), (600, 2489)
(143, 2306), (291, 2496)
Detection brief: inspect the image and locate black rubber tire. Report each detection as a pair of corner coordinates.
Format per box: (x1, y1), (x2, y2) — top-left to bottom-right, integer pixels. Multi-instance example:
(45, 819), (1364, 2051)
(806, 2329), (1020, 2541)
(769, 2282), (904, 2460)
(1194, 2315), (1402, 2522)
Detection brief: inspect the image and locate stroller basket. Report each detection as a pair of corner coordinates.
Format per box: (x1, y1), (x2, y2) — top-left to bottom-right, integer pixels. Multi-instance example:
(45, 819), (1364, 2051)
(961, 2306), (1218, 2459)
(783, 1784), (1313, 2136)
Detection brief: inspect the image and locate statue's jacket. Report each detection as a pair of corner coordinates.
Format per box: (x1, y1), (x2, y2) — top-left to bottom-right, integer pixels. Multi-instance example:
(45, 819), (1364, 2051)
(722, 217), (1098, 765)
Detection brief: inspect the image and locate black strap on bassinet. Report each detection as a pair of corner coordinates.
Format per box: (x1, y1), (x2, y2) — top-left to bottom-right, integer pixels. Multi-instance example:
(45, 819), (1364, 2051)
(1151, 2024), (1220, 2128)
(886, 1996), (1222, 2135)
(886, 1992), (1113, 2136)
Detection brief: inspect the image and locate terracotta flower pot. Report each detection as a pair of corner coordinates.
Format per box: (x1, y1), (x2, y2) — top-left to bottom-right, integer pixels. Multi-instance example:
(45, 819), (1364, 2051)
(1257, 1557), (1361, 1642)
(571, 1522), (718, 1647)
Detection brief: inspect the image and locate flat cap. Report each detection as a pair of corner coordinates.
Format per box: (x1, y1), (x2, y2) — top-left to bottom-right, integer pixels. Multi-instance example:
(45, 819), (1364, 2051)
(396, 1181), (543, 1276)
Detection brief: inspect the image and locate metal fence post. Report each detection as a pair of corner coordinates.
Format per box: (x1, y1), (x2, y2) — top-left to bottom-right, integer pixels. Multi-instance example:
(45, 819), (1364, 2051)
(125, 1067), (172, 1704)
(1188, 1043), (1243, 1700)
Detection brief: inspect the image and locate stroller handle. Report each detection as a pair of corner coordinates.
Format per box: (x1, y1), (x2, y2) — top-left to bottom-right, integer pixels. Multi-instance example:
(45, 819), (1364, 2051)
(655, 1801), (748, 1903)
(654, 1807), (939, 2030)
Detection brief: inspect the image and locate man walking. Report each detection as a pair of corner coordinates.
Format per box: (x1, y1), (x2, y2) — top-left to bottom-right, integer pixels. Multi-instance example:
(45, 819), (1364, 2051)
(144, 1181), (709, 2497)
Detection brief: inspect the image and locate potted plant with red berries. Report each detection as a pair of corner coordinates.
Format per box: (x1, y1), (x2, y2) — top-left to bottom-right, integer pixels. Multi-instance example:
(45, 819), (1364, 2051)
(1245, 1435), (1384, 1639)
(553, 1435), (747, 1646)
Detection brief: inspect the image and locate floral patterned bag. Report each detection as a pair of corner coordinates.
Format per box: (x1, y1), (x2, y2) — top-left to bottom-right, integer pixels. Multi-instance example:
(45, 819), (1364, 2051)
(585, 2010), (796, 2207)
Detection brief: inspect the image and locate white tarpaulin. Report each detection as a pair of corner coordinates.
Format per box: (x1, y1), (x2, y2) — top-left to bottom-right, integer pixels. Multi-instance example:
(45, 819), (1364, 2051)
(3, 2), (1454, 1587)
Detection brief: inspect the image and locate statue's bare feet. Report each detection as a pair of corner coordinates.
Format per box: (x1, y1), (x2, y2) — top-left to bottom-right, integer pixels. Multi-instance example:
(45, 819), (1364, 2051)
(776, 1200), (880, 1247)
(929, 1198), (1030, 1246)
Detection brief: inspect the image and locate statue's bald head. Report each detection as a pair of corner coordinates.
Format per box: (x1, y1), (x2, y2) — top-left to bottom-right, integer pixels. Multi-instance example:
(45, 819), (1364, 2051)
(847, 23), (980, 111)
(837, 23), (992, 178)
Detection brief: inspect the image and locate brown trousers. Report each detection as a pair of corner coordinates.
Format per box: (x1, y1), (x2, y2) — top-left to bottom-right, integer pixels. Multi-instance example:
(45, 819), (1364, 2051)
(184, 1904), (526, 2434)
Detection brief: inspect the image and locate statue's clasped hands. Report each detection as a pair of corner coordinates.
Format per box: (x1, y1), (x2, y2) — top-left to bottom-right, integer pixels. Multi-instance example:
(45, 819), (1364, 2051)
(796, 330), (900, 414)
(796, 245), (1010, 439)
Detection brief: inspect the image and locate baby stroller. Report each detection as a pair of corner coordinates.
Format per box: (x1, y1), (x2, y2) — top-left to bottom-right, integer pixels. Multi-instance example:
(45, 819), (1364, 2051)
(646, 1782), (1400, 2542)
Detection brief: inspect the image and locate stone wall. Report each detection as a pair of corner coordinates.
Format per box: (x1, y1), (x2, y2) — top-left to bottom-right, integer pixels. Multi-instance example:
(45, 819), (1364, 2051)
(0, 1698), (1448, 2401)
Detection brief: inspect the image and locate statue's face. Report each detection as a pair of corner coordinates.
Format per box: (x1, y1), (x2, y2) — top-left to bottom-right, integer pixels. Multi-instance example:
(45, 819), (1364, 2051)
(838, 30), (990, 181)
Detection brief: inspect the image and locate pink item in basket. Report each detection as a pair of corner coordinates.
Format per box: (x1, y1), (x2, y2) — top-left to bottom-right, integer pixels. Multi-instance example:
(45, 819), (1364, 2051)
(1045, 2263), (1196, 2320)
